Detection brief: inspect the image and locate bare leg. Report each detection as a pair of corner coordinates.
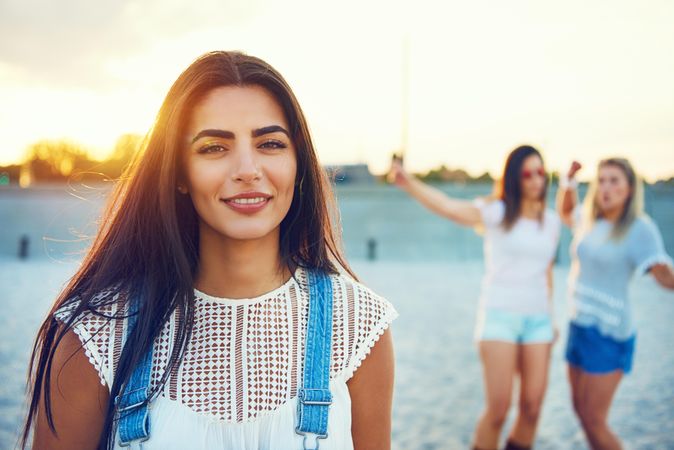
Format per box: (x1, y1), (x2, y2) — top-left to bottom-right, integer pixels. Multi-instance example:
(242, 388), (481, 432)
(472, 341), (518, 450)
(568, 365), (623, 450)
(507, 343), (552, 447)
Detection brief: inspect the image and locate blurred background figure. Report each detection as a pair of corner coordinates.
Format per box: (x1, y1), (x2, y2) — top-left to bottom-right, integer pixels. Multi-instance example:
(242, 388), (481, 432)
(558, 158), (674, 450)
(389, 146), (560, 450)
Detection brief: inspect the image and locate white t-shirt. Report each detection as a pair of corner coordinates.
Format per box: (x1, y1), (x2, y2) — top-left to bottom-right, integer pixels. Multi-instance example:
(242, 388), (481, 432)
(473, 199), (561, 315)
(54, 266), (398, 450)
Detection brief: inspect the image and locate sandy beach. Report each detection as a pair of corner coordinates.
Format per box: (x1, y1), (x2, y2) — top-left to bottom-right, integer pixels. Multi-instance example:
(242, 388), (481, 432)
(1, 257), (672, 449)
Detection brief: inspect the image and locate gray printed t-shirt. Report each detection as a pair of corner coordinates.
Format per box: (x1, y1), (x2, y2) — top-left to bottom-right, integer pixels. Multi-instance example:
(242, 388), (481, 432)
(568, 209), (672, 341)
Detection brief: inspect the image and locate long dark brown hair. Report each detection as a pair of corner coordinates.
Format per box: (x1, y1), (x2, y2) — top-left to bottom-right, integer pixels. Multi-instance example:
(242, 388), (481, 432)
(493, 145), (548, 230)
(21, 51), (355, 449)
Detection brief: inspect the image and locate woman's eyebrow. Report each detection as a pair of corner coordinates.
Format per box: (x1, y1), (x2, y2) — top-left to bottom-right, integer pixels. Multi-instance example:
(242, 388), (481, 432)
(191, 129), (235, 144)
(252, 125), (290, 138)
(190, 126), (289, 143)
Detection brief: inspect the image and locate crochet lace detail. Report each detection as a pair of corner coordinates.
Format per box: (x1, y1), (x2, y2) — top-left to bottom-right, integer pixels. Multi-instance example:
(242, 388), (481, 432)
(54, 267), (397, 423)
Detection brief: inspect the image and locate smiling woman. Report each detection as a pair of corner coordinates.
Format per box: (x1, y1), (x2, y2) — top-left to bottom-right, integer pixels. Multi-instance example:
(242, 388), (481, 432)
(21, 51), (397, 450)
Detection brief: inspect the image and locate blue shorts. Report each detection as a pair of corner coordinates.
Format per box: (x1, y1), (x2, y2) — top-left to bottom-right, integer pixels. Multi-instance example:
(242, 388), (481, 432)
(565, 323), (636, 374)
(475, 308), (554, 344)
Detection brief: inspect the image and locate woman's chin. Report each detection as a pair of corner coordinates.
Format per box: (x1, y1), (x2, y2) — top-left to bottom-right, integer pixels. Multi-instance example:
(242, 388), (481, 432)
(523, 192), (543, 202)
(218, 224), (279, 242)
(598, 203), (621, 216)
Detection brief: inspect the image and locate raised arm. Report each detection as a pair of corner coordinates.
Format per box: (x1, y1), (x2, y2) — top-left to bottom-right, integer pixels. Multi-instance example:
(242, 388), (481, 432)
(556, 161), (582, 228)
(387, 159), (482, 227)
(32, 328), (109, 450)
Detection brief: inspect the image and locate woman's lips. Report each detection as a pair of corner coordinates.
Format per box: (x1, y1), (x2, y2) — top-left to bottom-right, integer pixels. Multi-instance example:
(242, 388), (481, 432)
(221, 195), (271, 214)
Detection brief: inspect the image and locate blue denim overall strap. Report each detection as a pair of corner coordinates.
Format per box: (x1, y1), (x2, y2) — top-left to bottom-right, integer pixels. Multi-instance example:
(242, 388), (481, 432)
(115, 296), (154, 447)
(295, 268), (334, 450)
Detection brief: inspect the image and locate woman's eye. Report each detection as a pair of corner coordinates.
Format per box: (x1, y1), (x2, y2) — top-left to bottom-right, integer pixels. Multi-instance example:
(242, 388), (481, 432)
(259, 140), (287, 150)
(198, 144), (227, 154)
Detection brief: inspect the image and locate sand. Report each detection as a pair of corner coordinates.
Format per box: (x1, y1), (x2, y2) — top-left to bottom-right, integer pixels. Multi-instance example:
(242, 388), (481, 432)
(1, 258), (673, 449)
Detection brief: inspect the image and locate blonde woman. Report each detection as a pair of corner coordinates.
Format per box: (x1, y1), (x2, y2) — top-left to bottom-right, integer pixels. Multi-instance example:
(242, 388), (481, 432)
(557, 158), (674, 450)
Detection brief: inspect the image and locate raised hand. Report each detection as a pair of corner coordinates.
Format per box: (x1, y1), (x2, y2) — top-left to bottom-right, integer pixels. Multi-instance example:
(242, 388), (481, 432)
(387, 155), (410, 187)
(567, 161), (582, 179)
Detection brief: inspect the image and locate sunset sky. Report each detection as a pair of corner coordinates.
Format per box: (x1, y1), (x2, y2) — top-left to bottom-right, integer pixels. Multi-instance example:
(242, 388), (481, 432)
(1, 0), (673, 181)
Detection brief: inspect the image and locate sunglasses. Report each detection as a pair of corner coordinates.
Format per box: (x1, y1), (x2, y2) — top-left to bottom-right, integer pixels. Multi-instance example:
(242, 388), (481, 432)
(521, 168), (546, 179)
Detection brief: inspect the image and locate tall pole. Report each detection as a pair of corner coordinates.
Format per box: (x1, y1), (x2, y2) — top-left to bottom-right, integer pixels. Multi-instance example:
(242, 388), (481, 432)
(401, 34), (410, 160)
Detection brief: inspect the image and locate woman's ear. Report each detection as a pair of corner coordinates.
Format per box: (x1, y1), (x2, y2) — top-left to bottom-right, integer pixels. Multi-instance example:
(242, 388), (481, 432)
(177, 184), (189, 194)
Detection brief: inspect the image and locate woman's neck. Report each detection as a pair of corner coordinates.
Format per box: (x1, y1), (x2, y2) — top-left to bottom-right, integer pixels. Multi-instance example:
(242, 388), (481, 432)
(519, 198), (543, 219)
(193, 225), (291, 300)
(600, 206), (623, 223)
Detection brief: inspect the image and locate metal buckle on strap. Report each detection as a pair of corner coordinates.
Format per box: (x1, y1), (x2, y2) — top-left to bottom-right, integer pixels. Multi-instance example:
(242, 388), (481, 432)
(118, 434), (150, 448)
(117, 406), (151, 447)
(295, 429), (328, 450)
(300, 399), (333, 406)
(115, 399), (146, 413)
(298, 388), (333, 406)
(114, 393), (147, 413)
(114, 384), (151, 412)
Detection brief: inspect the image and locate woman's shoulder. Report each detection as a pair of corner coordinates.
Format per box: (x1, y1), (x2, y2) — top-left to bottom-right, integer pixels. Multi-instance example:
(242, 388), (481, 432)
(473, 197), (504, 210)
(328, 270), (397, 320)
(631, 214), (658, 231)
(52, 284), (128, 388)
(626, 214), (663, 243)
(296, 265), (394, 311)
(324, 269), (398, 381)
(54, 284), (126, 323)
(472, 197), (505, 227)
(618, 214), (655, 241)
(543, 207), (562, 227)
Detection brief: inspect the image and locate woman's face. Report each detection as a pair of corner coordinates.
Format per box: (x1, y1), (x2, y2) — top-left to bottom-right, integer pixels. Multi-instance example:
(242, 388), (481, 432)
(596, 164), (631, 215)
(519, 154), (546, 201)
(182, 85), (297, 242)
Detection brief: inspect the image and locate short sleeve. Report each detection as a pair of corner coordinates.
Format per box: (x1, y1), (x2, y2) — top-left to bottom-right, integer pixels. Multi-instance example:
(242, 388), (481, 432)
(331, 276), (398, 381)
(53, 288), (125, 388)
(628, 216), (673, 275)
(472, 198), (505, 228)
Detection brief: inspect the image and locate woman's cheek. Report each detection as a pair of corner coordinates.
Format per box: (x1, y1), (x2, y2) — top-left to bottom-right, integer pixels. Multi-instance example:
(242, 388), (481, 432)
(276, 157), (297, 195)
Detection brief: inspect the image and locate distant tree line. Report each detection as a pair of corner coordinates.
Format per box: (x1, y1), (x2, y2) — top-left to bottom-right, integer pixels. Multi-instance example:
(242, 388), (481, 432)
(0, 134), (143, 186)
(417, 165), (494, 184)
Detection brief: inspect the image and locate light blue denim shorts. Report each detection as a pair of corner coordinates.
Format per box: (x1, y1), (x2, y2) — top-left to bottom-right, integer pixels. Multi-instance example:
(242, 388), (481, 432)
(475, 308), (554, 344)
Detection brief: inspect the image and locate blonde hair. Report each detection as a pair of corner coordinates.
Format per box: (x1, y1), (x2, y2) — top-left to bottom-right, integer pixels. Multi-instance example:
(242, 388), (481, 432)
(582, 157), (644, 239)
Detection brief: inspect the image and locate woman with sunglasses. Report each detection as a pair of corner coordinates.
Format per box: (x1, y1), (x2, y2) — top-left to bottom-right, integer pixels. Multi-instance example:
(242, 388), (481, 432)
(388, 145), (561, 450)
(558, 158), (674, 449)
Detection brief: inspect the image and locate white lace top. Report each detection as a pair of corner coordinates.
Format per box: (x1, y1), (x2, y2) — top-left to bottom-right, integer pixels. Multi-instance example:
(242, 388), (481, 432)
(53, 266), (398, 450)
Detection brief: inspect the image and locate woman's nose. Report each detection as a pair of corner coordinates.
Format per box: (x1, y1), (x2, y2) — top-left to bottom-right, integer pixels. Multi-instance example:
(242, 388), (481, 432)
(231, 147), (261, 183)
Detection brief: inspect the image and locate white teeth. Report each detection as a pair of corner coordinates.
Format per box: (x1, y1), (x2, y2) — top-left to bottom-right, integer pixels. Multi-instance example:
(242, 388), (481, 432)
(229, 197), (267, 205)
